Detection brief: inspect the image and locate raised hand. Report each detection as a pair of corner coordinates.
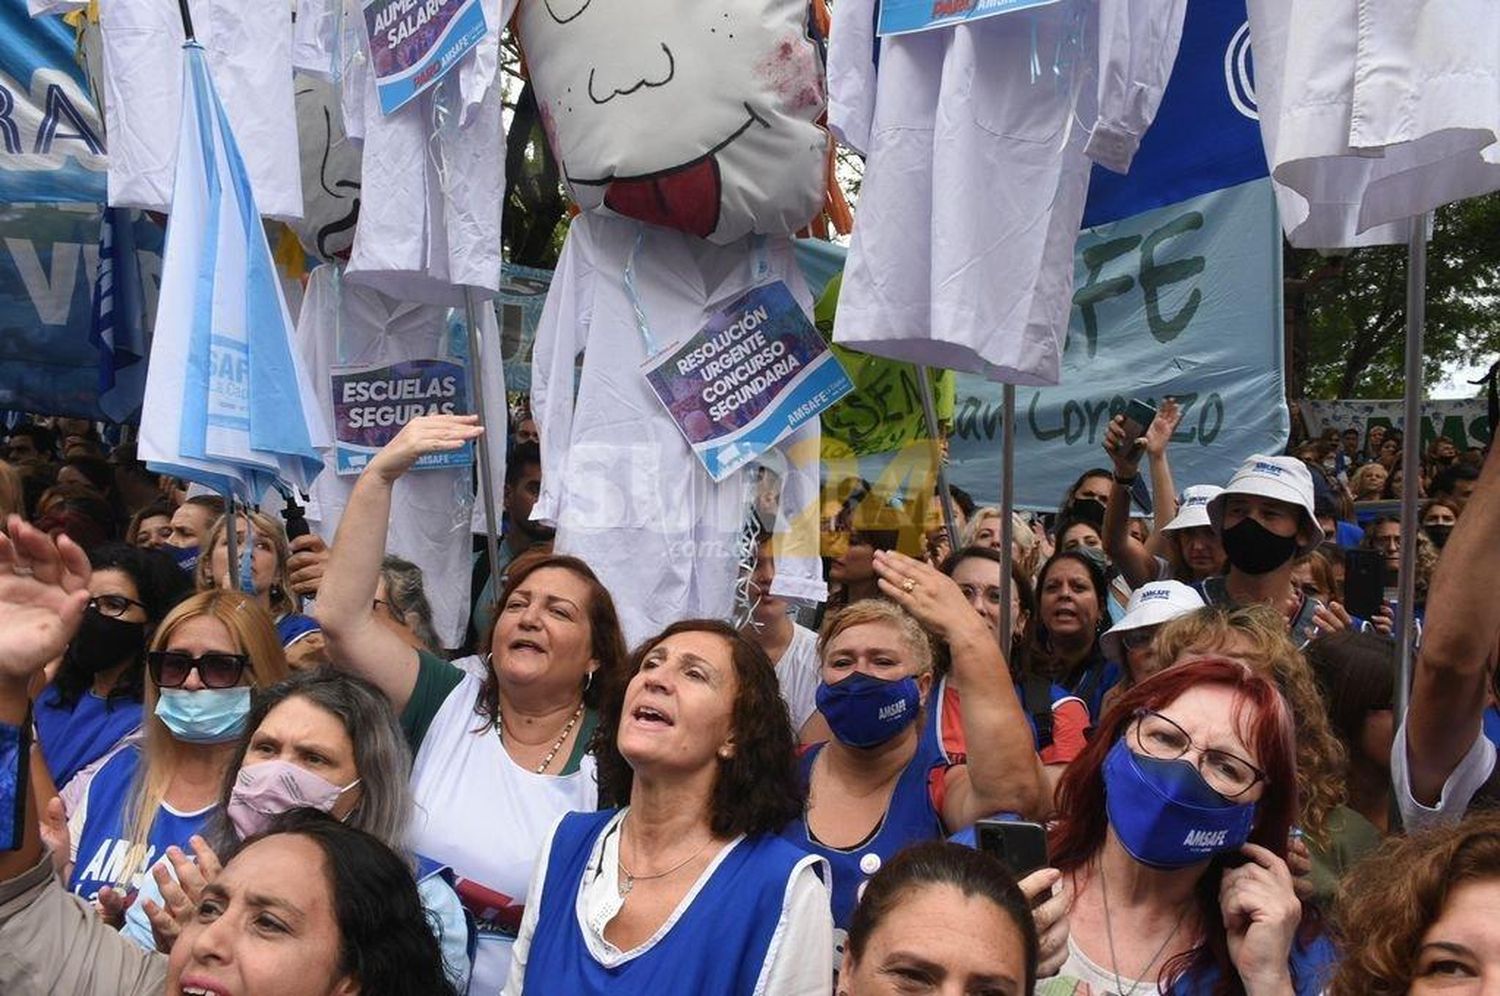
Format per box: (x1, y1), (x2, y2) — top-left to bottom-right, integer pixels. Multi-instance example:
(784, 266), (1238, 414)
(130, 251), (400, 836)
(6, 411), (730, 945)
(366, 414), (484, 486)
(1221, 843), (1301, 994)
(873, 549), (985, 643)
(1142, 398), (1182, 457)
(0, 516), (91, 685)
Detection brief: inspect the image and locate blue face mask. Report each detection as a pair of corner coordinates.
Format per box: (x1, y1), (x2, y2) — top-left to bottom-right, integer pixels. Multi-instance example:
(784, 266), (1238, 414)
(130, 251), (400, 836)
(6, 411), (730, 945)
(155, 687), (251, 744)
(815, 673), (922, 749)
(1102, 737), (1258, 869)
(168, 544), (200, 573)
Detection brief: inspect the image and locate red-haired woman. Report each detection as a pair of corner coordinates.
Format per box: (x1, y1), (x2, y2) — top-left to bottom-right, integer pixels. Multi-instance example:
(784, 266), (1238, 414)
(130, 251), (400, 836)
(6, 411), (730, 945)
(1044, 657), (1334, 995)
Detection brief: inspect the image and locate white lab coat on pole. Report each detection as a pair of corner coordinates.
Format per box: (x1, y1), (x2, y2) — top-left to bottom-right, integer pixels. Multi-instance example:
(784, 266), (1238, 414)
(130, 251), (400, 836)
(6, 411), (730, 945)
(1247, 0), (1500, 249)
(828, 0), (1186, 386)
(531, 214), (826, 648)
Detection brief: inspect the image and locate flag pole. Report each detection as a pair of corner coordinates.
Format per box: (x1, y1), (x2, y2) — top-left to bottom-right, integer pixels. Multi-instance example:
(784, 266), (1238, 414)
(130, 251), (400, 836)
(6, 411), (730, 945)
(1393, 215), (1428, 722)
(176, 0), (195, 40)
(221, 492), (239, 593)
(998, 384), (1017, 653)
(463, 289), (504, 599)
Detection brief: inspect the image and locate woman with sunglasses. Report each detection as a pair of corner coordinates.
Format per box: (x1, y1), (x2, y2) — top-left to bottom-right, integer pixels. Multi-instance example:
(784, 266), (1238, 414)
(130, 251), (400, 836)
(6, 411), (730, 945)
(63, 588), (290, 909)
(1045, 658), (1333, 995)
(32, 543), (191, 797)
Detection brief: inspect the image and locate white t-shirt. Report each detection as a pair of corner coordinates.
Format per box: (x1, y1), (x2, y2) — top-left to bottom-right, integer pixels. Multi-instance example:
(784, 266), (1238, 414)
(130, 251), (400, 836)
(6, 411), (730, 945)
(408, 666), (599, 995)
(1047, 936), (1161, 995)
(503, 808), (832, 996)
(775, 623), (822, 733)
(1392, 720), (1498, 831)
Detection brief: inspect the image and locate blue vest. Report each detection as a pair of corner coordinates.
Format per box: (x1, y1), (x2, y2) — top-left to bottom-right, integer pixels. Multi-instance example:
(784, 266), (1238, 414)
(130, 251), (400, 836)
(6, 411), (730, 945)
(782, 738), (947, 929)
(34, 689), (142, 789)
(68, 746), (214, 903)
(524, 810), (812, 995)
(1168, 931), (1337, 996)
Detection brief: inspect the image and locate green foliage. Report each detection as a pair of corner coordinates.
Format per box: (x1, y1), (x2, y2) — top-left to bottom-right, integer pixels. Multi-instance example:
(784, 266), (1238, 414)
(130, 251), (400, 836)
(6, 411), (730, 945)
(1287, 192), (1500, 399)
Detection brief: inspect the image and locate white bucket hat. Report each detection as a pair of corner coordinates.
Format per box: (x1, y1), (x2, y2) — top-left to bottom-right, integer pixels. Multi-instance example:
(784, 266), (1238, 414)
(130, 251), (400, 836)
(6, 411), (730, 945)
(1206, 454), (1326, 554)
(1161, 485), (1224, 533)
(1101, 580), (1207, 662)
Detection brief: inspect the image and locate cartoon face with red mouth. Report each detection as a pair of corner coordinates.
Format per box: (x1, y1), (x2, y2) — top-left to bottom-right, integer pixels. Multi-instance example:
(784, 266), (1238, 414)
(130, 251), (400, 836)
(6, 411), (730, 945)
(517, 0), (829, 243)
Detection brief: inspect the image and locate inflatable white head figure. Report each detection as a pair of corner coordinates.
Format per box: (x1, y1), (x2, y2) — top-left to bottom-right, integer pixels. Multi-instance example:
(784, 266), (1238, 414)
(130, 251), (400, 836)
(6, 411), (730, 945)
(517, 0), (829, 243)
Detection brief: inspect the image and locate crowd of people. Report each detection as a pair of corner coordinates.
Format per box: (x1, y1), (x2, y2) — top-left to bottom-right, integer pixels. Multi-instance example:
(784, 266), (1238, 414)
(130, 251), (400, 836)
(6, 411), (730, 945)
(0, 402), (1496, 996)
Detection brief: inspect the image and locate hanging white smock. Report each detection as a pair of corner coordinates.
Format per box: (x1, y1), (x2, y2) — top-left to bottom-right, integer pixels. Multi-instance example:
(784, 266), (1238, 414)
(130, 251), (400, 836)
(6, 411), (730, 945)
(828, 0), (1186, 386)
(531, 213), (826, 648)
(30, 0), (303, 220)
(294, 0), (511, 303)
(1246, 0), (1500, 249)
(295, 264), (508, 648)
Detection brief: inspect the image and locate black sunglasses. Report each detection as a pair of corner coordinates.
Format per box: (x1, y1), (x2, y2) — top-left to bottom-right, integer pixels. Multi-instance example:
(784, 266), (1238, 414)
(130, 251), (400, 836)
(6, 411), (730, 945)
(147, 650), (250, 689)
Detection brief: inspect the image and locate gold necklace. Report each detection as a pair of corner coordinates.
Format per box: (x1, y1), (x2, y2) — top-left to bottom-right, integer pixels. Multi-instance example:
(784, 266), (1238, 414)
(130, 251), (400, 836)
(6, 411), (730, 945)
(616, 818), (714, 897)
(497, 702), (584, 774)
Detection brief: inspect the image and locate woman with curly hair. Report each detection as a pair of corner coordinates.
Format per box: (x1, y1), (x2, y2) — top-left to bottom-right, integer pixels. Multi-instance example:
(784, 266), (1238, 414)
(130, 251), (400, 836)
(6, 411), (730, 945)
(505, 620), (832, 994)
(1331, 811), (1500, 995)
(1150, 604), (1347, 853)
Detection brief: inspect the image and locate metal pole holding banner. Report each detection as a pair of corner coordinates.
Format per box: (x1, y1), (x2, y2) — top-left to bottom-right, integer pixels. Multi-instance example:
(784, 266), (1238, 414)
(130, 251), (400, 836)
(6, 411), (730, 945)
(999, 384), (1017, 654)
(916, 366), (961, 554)
(221, 492), (238, 592)
(463, 289), (504, 598)
(1394, 217), (1428, 723)
(176, 0), (195, 40)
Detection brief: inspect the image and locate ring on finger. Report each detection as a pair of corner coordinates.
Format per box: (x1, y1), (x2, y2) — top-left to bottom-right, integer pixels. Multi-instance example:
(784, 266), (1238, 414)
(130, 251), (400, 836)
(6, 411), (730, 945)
(901, 577), (916, 593)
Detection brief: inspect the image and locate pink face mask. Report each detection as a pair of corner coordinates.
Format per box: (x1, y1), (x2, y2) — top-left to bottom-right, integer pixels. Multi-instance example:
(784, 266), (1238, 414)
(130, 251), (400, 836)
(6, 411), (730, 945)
(226, 759), (361, 838)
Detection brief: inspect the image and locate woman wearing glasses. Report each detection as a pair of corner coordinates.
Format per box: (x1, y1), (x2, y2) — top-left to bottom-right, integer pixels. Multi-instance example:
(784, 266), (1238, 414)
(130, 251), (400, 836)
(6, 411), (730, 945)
(1041, 657), (1334, 995)
(63, 588), (290, 908)
(32, 543), (191, 796)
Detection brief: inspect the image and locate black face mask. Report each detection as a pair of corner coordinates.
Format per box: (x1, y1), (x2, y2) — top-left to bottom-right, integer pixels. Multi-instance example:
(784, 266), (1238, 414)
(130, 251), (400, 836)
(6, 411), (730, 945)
(66, 609), (146, 675)
(1220, 518), (1299, 576)
(1425, 524), (1453, 549)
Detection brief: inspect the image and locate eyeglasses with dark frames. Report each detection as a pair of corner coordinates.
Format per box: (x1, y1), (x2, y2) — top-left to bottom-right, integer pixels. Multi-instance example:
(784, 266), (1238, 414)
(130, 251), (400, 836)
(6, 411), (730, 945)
(1129, 708), (1267, 798)
(88, 594), (147, 619)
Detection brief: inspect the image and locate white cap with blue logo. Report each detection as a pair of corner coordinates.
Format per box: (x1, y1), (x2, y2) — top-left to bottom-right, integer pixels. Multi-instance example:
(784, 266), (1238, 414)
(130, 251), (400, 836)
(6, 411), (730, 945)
(1161, 485), (1224, 533)
(1206, 454), (1326, 554)
(1101, 580), (1207, 662)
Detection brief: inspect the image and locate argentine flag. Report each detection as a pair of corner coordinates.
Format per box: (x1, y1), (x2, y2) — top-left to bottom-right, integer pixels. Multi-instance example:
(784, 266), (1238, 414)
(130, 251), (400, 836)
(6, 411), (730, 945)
(140, 42), (329, 502)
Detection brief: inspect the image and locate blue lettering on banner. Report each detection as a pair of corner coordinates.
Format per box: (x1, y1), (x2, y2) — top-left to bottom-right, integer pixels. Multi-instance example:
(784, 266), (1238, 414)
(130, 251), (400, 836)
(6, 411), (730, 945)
(0, 9), (108, 203)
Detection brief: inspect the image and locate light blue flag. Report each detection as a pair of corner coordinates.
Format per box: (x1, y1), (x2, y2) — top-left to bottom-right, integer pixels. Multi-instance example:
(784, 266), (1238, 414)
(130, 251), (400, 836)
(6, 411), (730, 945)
(139, 42), (330, 502)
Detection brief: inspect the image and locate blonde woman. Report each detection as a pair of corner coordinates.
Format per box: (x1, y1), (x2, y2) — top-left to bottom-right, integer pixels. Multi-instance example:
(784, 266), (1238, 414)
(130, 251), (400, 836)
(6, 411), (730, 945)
(196, 509), (323, 664)
(59, 589), (289, 912)
(963, 506), (1040, 579)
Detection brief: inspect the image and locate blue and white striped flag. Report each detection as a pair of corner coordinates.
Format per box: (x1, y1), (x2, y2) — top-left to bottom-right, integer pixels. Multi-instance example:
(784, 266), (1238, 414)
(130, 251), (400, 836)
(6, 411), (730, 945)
(140, 42), (329, 502)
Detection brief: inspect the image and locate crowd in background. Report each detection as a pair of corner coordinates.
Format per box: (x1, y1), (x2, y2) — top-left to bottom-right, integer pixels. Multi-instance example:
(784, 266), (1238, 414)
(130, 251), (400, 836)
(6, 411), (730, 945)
(0, 398), (1496, 996)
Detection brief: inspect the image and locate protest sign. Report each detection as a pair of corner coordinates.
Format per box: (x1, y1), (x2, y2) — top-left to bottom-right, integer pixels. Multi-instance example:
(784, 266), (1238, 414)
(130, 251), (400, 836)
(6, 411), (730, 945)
(1301, 399), (1492, 453)
(362, 0), (488, 115)
(878, 0), (1059, 37)
(0, 8), (106, 203)
(331, 359), (473, 474)
(643, 281), (854, 482)
(945, 178), (1287, 508)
